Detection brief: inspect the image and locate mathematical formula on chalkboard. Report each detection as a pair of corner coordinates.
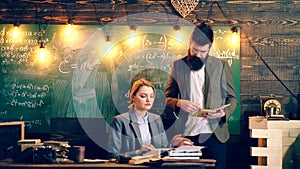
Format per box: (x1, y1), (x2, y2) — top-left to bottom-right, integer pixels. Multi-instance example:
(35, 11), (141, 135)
(0, 24), (240, 133)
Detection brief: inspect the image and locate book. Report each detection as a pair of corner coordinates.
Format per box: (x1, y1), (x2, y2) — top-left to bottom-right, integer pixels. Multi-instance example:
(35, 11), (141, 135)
(169, 145), (205, 157)
(169, 152), (202, 157)
(143, 148), (173, 157)
(192, 104), (231, 117)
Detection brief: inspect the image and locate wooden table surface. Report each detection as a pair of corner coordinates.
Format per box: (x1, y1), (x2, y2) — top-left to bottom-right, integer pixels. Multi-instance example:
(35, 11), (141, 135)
(0, 158), (214, 169)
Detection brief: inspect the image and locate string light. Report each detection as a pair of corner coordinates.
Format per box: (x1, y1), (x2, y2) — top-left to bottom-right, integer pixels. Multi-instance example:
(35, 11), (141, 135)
(230, 26), (239, 45)
(231, 26), (238, 33)
(106, 35), (111, 42)
(12, 22), (20, 38)
(173, 25), (180, 31)
(65, 18), (73, 36)
(173, 25), (184, 42)
(129, 25), (137, 31)
(206, 1), (240, 46)
(127, 25), (138, 47)
(39, 42), (46, 61)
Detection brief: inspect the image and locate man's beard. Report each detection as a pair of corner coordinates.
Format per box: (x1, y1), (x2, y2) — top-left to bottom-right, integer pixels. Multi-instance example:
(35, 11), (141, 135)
(187, 50), (204, 71)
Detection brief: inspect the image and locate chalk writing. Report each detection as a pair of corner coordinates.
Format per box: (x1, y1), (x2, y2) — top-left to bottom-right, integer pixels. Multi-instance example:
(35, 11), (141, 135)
(11, 83), (50, 92)
(213, 48), (239, 59)
(4, 82), (50, 108)
(24, 120), (43, 129)
(19, 115), (43, 129)
(0, 110), (8, 119)
(9, 99), (45, 108)
(142, 34), (167, 50)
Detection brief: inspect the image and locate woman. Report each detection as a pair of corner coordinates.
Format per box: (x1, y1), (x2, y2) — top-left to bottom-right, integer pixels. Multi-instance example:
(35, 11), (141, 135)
(107, 78), (192, 159)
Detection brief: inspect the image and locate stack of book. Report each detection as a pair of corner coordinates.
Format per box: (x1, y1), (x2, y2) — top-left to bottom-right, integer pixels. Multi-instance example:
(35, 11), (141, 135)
(164, 145), (204, 160)
(128, 146), (216, 167)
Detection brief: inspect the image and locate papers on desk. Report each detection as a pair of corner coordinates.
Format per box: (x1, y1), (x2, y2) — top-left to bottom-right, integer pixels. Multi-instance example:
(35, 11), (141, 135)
(161, 146), (214, 168)
(129, 148), (172, 164)
(172, 145), (205, 152)
(129, 146), (206, 165)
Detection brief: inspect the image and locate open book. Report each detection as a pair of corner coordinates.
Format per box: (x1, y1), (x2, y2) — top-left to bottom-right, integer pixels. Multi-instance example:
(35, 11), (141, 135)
(192, 104), (231, 117)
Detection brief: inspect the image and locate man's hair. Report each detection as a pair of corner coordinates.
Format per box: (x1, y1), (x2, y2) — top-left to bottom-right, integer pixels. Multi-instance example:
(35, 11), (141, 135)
(190, 21), (214, 46)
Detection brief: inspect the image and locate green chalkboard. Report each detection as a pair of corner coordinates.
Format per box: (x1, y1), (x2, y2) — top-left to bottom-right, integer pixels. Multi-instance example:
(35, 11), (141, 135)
(0, 24), (240, 134)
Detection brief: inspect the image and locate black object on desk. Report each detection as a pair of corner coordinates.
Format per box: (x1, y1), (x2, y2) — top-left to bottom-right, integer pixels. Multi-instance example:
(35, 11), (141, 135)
(50, 118), (108, 159)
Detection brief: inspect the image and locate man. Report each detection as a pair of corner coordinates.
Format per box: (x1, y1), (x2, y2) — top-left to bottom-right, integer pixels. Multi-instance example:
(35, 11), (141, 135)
(165, 22), (238, 169)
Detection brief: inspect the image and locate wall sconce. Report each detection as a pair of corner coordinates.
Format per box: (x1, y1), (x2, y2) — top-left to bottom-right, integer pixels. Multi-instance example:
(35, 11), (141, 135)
(12, 22), (20, 38)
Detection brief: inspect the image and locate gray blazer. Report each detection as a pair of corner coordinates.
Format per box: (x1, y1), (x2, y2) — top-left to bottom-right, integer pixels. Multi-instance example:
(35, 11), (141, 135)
(165, 56), (238, 143)
(107, 109), (169, 158)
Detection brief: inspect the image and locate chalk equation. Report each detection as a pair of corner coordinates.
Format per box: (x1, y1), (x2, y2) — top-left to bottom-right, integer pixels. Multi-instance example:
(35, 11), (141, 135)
(0, 110), (7, 119)
(59, 60), (97, 74)
(142, 34), (168, 50)
(11, 83), (50, 92)
(24, 119), (43, 129)
(4, 82), (50, 108)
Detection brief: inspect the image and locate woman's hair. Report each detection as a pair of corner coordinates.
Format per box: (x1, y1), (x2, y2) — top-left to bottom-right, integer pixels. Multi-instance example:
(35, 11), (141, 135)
(128, 78), (155, 108)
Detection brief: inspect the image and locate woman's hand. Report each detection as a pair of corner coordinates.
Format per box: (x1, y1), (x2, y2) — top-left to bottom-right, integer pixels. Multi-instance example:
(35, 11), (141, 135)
(171, 134), (194, 147)
(137, 144), (155, 155)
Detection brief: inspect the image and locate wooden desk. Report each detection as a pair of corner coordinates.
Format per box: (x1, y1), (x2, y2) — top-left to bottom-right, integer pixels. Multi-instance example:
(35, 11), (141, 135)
(0, 159), (214, 169)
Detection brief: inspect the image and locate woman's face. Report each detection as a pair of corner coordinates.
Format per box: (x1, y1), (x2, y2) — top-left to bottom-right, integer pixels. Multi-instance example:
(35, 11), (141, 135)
(132, 85), (155, 112)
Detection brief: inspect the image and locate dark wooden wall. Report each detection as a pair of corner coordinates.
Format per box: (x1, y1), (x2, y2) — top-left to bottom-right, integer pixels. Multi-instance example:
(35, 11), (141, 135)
(1, 0), (299, 120)
(1, 1), (299, 168)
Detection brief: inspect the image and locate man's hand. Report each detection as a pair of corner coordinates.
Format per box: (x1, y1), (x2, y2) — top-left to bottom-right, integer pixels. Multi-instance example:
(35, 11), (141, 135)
(176, 99), (200, 114)
(202, 109), (225, 119)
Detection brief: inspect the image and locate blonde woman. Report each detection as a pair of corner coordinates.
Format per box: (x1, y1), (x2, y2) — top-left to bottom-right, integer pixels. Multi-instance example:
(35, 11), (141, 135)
(107, 78), (192, 159)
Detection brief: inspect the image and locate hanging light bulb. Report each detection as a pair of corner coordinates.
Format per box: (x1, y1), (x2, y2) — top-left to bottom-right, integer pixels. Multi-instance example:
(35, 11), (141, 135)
(39, 42), (46, 61)
(12, 22), (20, 39)
(173, 25), (180, 31)
(230, 26), (239, 45)
(173, 25), (184, 42)
(127, 25), (138, 47)
(106, 35), (111, 42)
(129, 25), (137, 31)
(65, 18), (73, 36)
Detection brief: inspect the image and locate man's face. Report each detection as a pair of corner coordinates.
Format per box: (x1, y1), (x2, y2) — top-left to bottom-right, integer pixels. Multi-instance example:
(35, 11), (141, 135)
(189, 41), (210, 60)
